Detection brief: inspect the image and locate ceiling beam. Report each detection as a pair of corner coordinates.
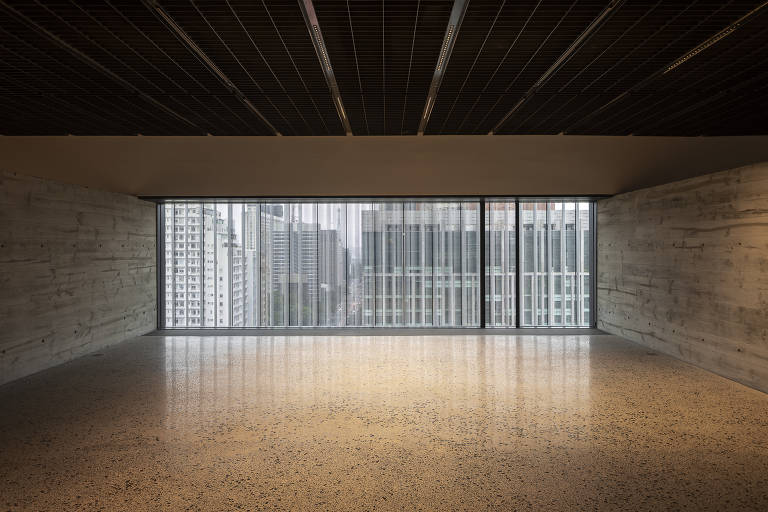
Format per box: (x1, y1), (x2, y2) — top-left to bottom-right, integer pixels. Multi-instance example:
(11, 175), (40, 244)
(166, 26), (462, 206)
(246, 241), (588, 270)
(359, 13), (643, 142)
(0, 0), (206, 134)
(564, 0), (768, 134)
(490, 0), (626, 135)
(298, 0), (353, 136)
(418, 0), (468, 135)
(141, 0), (281, 136)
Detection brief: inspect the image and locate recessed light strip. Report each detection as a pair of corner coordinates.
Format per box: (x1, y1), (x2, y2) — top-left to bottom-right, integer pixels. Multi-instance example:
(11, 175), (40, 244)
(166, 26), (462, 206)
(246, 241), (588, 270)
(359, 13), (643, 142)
(0, 0), (205, 133)
(663, 1), (768, 75)
(436, 25), (455, 72)
(299, 0), (352, 135)
(490, 0), (627, 135)
(564, 0), (768, 134)
(418, 0), (468, 135)
(142, 0), (280, 135)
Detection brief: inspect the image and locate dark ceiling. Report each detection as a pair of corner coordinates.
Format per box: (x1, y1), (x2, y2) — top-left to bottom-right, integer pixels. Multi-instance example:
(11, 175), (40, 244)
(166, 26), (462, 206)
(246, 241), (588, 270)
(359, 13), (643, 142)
(0, 0), (766, 136)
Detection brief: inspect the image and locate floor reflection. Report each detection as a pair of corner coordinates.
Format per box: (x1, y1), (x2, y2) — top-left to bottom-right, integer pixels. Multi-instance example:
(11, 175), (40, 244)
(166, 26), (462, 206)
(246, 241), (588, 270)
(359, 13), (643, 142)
(164, 335), (592, 444)
(3, 334), (767, 511)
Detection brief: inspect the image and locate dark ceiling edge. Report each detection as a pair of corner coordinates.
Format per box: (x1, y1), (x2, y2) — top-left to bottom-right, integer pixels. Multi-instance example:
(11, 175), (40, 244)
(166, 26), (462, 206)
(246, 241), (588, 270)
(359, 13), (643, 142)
(1, 2), (765, 136)
(141, 0), (280, 136)
(565, 0), (768, 134)
(491, 0), (627, 134)
(298, 0), (352, 135)
(418, 0), (469, 135)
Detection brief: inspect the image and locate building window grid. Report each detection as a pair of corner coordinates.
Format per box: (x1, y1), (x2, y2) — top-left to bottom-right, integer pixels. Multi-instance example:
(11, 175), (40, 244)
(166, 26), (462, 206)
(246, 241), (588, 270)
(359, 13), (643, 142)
(161, 199), (594, 329)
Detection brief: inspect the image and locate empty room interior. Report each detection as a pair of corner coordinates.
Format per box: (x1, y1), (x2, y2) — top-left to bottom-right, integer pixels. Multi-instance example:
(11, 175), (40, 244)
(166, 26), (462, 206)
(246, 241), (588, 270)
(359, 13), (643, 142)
(1, 1), (768, 510)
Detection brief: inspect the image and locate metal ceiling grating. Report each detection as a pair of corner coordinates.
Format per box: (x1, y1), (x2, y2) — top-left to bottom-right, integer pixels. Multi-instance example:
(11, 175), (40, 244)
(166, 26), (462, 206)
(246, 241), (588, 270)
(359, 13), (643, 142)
(496, 0), (768, 136)
(311, 0), (454, 135)
(0, 0), (766, 136)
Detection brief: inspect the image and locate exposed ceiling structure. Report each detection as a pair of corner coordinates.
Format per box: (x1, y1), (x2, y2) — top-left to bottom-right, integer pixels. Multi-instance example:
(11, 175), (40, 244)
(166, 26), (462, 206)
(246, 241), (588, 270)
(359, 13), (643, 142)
(0, 0), (766, 136)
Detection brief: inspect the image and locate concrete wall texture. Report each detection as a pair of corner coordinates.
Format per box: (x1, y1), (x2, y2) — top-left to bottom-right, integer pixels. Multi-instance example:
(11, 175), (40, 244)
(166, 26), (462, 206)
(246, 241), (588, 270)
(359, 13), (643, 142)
(597, 161), (768, 393)
(0, 171), (156, 385)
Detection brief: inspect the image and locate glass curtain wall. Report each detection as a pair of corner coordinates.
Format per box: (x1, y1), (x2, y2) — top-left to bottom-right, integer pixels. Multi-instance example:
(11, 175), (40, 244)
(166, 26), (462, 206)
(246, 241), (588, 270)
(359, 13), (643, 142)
(163, 200), (481, 328)
(517, 201), (593, 327)
(162, 199), (591, 329)
(485, 201), (517, 327)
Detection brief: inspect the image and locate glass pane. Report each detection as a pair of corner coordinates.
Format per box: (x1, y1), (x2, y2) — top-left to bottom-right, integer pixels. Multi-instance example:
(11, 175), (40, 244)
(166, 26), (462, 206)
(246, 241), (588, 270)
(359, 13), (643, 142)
(519, 202), (546, 326)
(462, 202), (481, 326)
(230, 204), (245, 327)
(201, 203), (217, 327)
(517, 200), (593, 327)
(288, 204), (317, 326)
(579, 202), (592, 326)
(432, 203), (457, 326)
(551, 202), (563, 326)
(485, 201), (516, 327)
(318, 203), (346, 326)
(346, 203), (375, 326)
(404, 202), (431, 326)
(243, 203), (261, 326)
(215, 204), (231, 327)
(261, 203), (289, 326)
(537, 203), (550, 325)
(374, 203), (403, 326)
(161, 199), (590, 330)
(165, 202), (211, 328)
(564, 202), (576, 326)
(163, 204), (176, 327)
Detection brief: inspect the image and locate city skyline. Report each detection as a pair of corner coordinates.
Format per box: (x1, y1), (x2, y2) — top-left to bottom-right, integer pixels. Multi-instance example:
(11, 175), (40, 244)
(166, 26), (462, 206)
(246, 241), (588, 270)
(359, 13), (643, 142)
(163, 200), (593, 328)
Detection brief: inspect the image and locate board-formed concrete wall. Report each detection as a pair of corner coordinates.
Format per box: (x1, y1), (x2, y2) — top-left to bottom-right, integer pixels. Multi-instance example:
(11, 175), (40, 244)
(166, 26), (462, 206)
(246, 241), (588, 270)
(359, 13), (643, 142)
(0, 171), (156, 385)
(597, 161), (768, 393)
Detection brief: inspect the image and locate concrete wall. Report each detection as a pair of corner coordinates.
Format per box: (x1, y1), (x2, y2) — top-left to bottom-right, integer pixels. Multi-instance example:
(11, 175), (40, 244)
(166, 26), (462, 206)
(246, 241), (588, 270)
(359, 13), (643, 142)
(2, 136), (768, 197)
(0, 171), (156, 385)
(597, 161), (768, 393)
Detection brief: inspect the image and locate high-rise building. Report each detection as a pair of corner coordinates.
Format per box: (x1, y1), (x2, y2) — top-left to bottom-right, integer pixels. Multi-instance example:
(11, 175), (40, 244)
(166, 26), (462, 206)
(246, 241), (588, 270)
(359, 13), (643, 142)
(357, 203), (481, 326)
(163, 204), (244, 328)
(163, 200), (590, 328)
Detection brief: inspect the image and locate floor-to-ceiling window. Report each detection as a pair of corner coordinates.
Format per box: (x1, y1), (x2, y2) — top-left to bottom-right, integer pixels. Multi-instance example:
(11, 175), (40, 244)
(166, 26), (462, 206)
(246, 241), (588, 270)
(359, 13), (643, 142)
(161, 198), (593, 329)
(518, 200), (593, 327)
(485, 200), (517, 327)
(344, 201), (480, 327)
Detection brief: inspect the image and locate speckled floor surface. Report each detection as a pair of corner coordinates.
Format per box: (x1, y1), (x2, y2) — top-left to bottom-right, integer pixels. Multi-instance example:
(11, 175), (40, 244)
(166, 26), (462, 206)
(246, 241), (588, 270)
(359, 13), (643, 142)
(1, 334), (767, 511)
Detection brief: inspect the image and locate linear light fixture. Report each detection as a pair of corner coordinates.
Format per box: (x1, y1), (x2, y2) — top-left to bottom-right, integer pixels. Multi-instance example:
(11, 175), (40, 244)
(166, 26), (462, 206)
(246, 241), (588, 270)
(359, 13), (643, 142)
(0, 0), (205, 133)
(142, 0), (280, 135)
(663, 1), (768, 75)
(299, 0), (352, 135)
(418, 0), (468, 135)
(312, 25), (331, 71)
(423, 97), (433, 120)
(151, 3), (229, 86)
(565, 0), (768, 134)
(437, 25), (456, 72)
(490, 0), (626, 135)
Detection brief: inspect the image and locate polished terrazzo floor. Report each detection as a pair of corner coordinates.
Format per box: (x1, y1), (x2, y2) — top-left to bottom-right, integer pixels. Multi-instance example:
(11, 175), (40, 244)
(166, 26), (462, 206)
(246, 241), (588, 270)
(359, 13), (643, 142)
(1, 333), (767, 511)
